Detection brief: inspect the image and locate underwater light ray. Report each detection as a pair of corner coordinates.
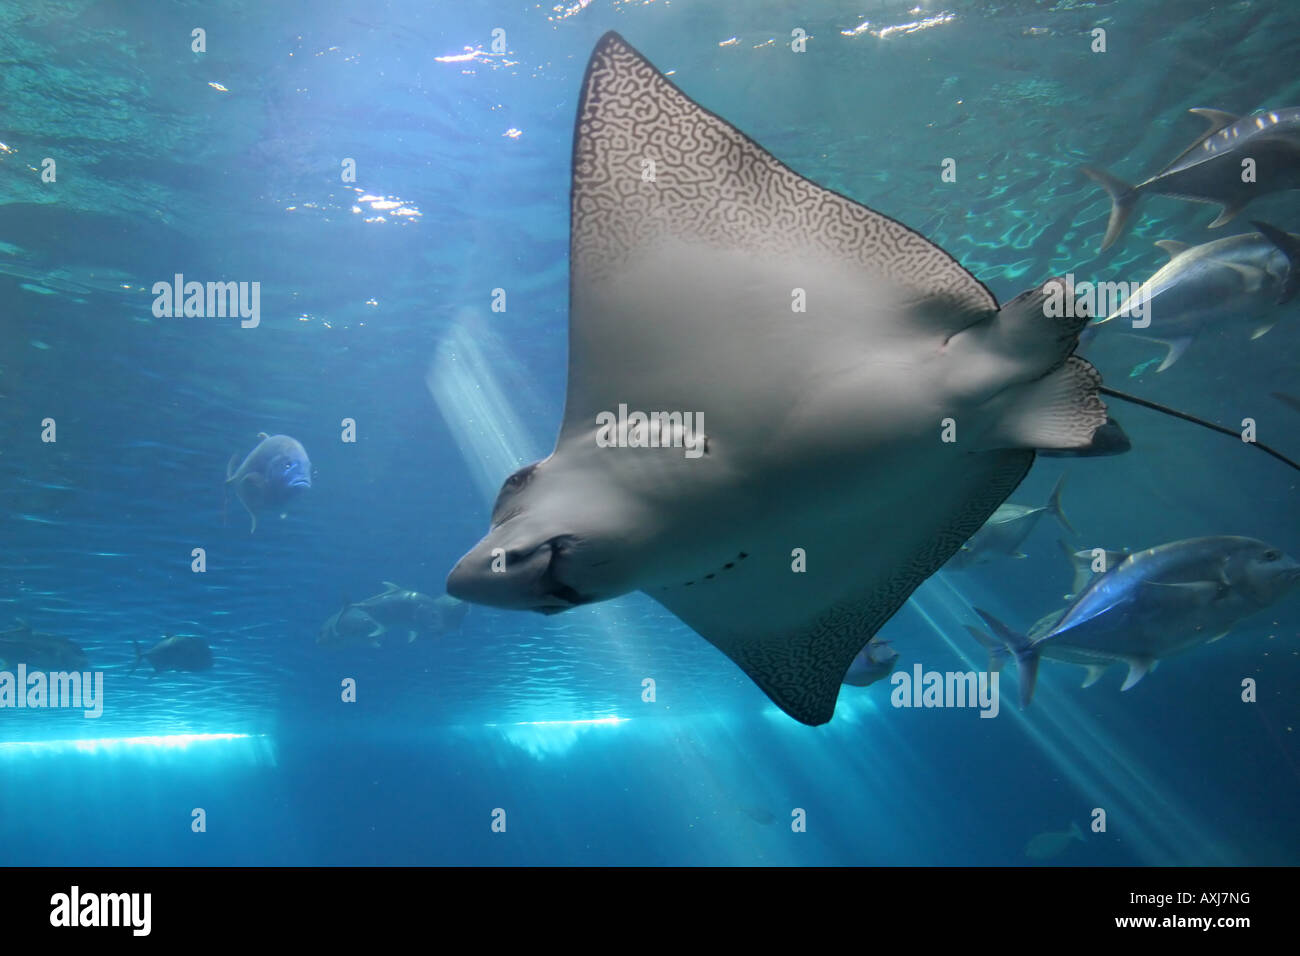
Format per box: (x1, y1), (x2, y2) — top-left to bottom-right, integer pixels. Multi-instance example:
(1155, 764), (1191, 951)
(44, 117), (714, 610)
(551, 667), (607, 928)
(924, 575), (1233, 865)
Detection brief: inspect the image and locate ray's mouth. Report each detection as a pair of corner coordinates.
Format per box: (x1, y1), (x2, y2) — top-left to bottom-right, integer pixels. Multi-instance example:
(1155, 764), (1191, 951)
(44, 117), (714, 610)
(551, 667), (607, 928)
(532, 536), (592, 614)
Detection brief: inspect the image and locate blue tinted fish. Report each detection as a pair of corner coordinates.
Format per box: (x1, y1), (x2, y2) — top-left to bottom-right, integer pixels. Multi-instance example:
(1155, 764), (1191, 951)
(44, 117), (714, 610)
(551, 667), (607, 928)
(976, 536), (1300, 706)
(225, 432), (312, 533)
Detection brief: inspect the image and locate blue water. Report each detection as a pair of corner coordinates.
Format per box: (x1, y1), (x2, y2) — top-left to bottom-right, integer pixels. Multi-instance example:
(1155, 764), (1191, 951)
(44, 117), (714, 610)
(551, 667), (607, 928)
(2, 0), (1298, 865)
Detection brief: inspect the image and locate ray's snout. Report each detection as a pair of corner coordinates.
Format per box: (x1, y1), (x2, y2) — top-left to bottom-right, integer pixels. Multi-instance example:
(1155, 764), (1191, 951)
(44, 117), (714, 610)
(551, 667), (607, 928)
(446, 537), (581, 614)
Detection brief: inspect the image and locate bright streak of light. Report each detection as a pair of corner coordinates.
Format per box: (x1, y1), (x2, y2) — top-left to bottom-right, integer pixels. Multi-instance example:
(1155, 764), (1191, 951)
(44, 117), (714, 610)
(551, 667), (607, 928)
(485, 717), (628, 728)
(0, 732), (261, 755)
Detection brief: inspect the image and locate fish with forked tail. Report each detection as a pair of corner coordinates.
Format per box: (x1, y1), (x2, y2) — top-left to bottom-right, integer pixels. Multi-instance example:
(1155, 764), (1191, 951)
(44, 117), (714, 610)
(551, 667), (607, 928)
(946, 474), (1073, 569)
(350, 582), (468, 643)
(841, 638), (899, 687)
(1086, 223), (1300, 371)
(974, 536), (1300, 707)
(225, 433), (312, 533)
(1025, 822), (1085, 860)
(1083, 107), (1300, 251)
(130, 635), (212, 675)
(0, 620), (89, 671)
(318, 602), (387, 649)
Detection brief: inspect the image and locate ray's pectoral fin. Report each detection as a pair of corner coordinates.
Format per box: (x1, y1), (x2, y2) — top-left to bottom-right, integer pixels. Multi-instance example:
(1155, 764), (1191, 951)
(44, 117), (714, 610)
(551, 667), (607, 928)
(978, 357), (1107, 451)
(655, 452), (1034, 725)
(949, 278), (1107, 454)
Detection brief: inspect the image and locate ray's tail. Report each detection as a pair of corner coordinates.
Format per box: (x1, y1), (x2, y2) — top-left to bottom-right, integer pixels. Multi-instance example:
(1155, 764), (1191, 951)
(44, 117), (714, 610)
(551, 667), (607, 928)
(1099, 386), (1300, 474)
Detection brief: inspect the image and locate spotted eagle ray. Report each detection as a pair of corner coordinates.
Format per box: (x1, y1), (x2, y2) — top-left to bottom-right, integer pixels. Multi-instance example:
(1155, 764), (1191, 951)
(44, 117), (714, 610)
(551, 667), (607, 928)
(446, 33), (1299, 726)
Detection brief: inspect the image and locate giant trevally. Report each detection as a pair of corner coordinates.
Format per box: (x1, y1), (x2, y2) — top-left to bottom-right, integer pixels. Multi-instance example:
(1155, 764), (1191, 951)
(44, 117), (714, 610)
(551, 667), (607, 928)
(1087, 222), (1300, 370)
(946, 474), (1073, 569)
(446, 32), (1125, 726)
(130, 635), (213, 675)
(0, 620), (90, 671)
(225, 432), (312, 533)
(1083, 107), (1300, 251)
(975, 535), (1300, 706)
(1025, 822), (1085, 861)
(317, 602), (387, 650)
(841, 638), (899, 687)
(966, 607), (1120, 691)
(350, 582), (468, 643)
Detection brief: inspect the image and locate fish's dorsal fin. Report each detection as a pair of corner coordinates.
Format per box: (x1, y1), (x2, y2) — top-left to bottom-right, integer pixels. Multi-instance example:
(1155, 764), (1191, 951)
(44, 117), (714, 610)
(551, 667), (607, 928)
(563, 31), (998, 444)
(1157, 109), (1243, 178)
(381, 581), (402, 592)
(257, 431), (270, 440)
(1189, 108), (1239, 134)
(1154, 239), (1190, 259)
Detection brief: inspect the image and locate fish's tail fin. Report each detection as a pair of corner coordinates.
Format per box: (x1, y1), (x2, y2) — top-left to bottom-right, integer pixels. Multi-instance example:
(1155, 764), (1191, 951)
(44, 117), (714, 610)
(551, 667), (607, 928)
(128, 640), (143, 676)
(973, 608), (1040, 708)
(1082, 166), (1139, 252)
(225, 453), (240, 483)
(962, 625), (1010, 675)
(1046, 474), (1074, 536)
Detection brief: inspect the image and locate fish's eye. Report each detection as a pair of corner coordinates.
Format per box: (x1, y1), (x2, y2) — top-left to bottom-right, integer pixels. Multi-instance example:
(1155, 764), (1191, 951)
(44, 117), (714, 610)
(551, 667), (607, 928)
(1264, 550), (1281, 562)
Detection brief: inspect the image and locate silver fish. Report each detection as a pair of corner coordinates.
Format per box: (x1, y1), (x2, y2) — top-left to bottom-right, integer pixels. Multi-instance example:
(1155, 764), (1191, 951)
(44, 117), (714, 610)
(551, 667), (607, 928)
(0, 620), (90, 671)
(947, 474), (1073, 569)
(318, 603), (387, 650)
(841, 638), (899, 687)
(130, 635), (212, 675)
(1084, 107), (1300, 251)
(1025, 821), (1085, 860)
(225, 432), (313, 534)
(351, 582), (468, 643)
(1088, 222), (1300, 371)
(975, 535), (1300, 706)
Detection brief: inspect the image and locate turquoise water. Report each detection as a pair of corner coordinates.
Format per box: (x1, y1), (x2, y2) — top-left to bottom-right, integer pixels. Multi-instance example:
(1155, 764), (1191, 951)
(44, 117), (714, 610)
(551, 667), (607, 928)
(1, 0), (1298, 865)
